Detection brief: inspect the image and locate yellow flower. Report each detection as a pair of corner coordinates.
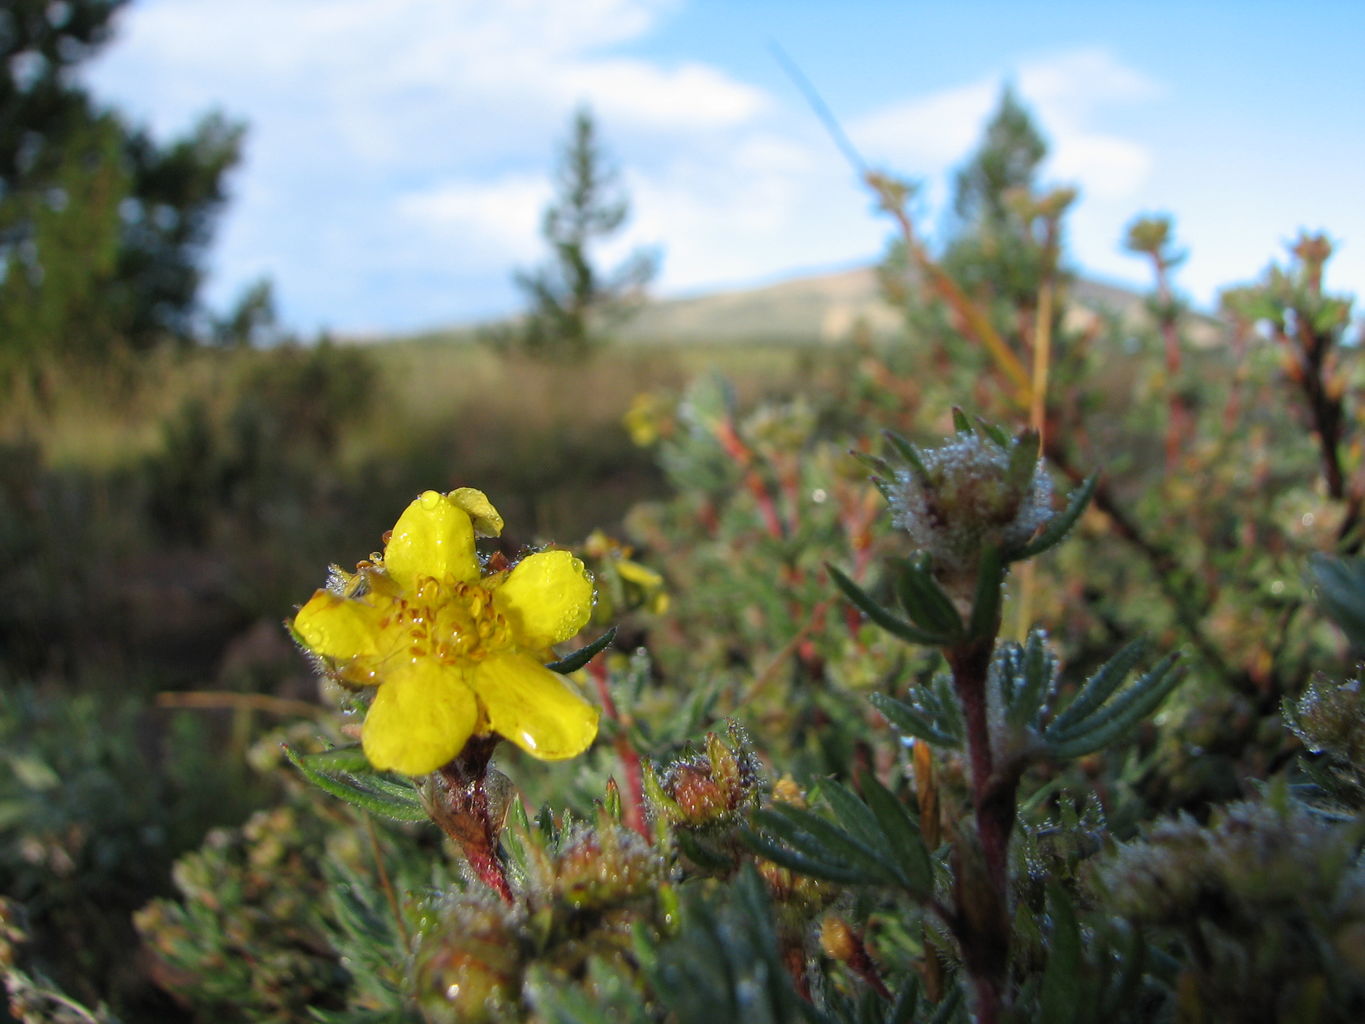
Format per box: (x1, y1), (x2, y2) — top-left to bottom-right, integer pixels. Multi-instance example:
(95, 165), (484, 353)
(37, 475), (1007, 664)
(292, 489), (598, 775)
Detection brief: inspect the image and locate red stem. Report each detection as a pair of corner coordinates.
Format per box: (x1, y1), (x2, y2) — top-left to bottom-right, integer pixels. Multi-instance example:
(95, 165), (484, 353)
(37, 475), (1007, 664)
(590, 658), (649, 839)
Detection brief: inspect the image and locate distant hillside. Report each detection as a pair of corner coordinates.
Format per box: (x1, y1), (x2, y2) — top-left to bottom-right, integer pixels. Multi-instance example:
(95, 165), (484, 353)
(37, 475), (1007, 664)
(612, 264), (1221, 348)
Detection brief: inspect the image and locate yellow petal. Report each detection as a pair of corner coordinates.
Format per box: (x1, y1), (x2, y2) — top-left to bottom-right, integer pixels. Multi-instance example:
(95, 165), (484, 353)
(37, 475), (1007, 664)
(616, 557), (663, 589)
(362, 661), (478, 775)
(293, 589), (386, 661)
(493, 550), (594, 649)
(449, 487), (504, 538)
(384, 490), (478, 591)
(471, 652), (598, 760)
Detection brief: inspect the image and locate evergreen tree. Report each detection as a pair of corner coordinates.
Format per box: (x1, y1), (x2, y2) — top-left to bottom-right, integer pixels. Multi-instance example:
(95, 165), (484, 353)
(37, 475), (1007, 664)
(0, 0), (244, 370)
(505, 107), (657, 360)
(941, 85), (1059, 314)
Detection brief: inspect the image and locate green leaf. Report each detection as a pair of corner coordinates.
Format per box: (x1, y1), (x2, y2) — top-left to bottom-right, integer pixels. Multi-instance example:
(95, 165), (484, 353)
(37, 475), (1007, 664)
(951, 407), (975, 435)
(1015, 472), (1098, 561)
(1310, 553), (1365, 649)
(887, 976), (921, 1024)
(546, 627), (617, 674)
(1047, 654), (1185, 758)
(894, 558), (964, 641)
(295, 744), (371, 773)
(1046, 639), (1150, 737)
(1038, 884), (1081, 1024)
(284, 745), (429, 822)
(814, 778), (886, 852)
(1007, 629), (1055, 728)
(869, 692), (960, 748)
(966, 545), (1005, 641)
(749, 804), (896, 885)
(857, 773), (932, 894)
(1100, 921), (1147, 1018)
(743, 823), (870, 886)
(829, 564), (952, 646)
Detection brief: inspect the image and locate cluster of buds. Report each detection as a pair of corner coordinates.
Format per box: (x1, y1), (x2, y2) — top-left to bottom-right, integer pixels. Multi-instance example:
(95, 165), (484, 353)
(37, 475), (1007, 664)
(644, 728), (761, 830)
(551, 818), (662, 913)
(414, 896), (523, 1024)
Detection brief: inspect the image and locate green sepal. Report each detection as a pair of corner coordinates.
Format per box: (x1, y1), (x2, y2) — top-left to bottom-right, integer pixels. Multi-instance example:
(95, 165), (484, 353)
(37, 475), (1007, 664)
(849, 449), (894, 478)
(978, 419), (1012, 448)
(283, 744), (429, 822)
(829, 564), (953, 646)
(966, 545), (1005, 641)
(883, 430), (929, 481)
(1046, 653), (1185, 758)
(546, 627), (617, 674)
(1006, 428), (1042, 492)
(1014, 472), (1098, 561)
(951, 407), (975, 435)
(894, 557), (964, 641)
(869, 691), (961, 748)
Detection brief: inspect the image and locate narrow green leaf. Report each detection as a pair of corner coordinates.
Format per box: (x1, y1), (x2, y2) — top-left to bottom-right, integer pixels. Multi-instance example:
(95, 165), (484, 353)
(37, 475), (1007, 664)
(742, 826), (871, 886)
(895, 559), (964, 641)
(1048, 655), (1185, 758)
(546, 627), (617, 674)
(925, 985), (962, 1024)
(284, 745), (429, 822)
(677, 829), (738, 872)
(966, 545), (1005, 641)
(815, 779), (888, 856)
(1101, 921), (1146, 1018)
(869, 692), (960, 748)
(1046, 638), (1149, 737)
(296, 744), (371, 773)
(930, 674), (966, 743)
(1008, 629), (1054, 729)
(887, 976), (921, 1024)
(752, 804), (896, 885)
(857, 773), (932, 895)
(829, 564), (952, 646)
(951, 407), (975, 435)
(1038, 885), (1081, 1024)
(1015, 472), (1098, 561)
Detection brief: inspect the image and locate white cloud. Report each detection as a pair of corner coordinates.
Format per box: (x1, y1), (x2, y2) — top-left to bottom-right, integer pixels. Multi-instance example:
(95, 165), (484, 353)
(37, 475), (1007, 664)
(394, 175), (551, 263)
(850, 47), (1160, 207)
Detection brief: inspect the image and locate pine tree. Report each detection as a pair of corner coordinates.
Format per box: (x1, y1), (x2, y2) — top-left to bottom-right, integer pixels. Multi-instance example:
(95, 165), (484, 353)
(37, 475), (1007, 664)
(0, 0), (245, 370)
(506, 107), (657, 360)
(941, 85), (1057, 314)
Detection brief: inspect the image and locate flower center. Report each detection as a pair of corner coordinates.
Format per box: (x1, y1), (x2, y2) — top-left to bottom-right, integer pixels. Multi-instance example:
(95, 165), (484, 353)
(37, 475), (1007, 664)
(389, 576), (511, 665)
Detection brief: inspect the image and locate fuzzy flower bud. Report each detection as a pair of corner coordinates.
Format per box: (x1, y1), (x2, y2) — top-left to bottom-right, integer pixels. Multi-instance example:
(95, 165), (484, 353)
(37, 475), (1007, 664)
(885, 428), (1052, 596)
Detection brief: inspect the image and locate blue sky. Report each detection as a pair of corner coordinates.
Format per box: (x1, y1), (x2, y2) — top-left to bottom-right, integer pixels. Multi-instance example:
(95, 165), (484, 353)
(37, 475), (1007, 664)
(86, 0), (1365, 335)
